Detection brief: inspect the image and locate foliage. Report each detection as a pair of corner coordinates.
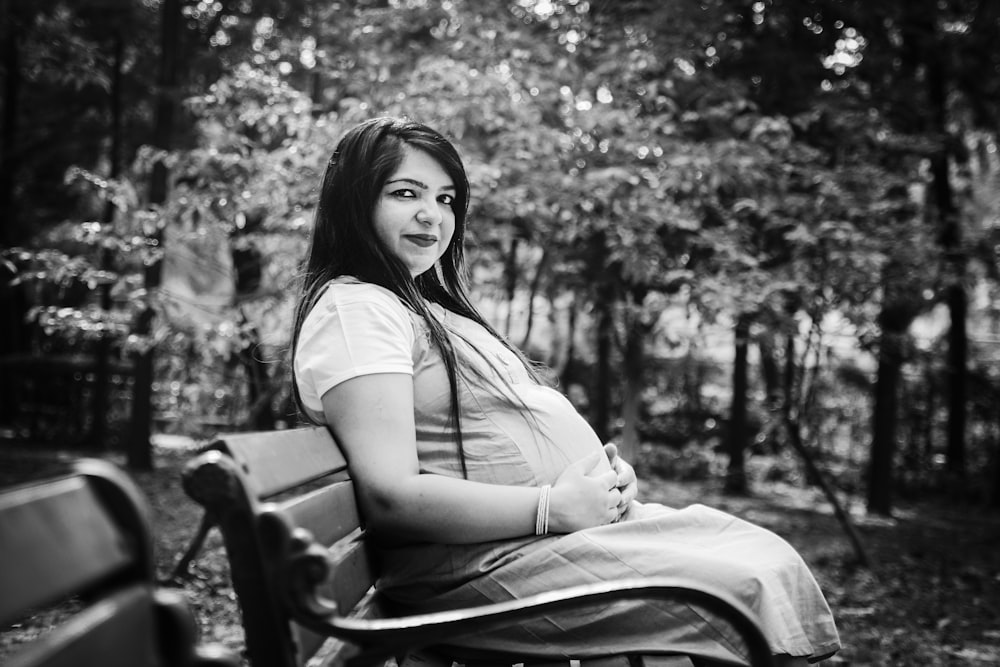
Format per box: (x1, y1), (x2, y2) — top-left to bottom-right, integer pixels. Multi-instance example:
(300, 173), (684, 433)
(2, 0), (1000, 504)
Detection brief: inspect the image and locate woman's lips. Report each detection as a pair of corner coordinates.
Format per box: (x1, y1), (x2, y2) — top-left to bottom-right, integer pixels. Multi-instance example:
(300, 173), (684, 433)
(405, 234), (437, 248)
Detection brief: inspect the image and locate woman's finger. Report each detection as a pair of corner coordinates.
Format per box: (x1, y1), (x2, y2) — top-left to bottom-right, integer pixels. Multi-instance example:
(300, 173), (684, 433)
(616, 459), (636, 485)
(596, 469), (618, 490)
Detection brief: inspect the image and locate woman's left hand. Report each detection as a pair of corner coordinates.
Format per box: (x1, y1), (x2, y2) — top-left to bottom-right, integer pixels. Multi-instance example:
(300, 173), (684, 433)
(603, 442), (638, 521)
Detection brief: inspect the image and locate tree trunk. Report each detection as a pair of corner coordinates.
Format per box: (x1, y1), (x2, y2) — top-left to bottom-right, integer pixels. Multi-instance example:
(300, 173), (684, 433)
(592, 279), (615, 443)
(90, 32), (125, 450)
(618, 287), (648, 463)
(103, 31), (124, 219)
(0, 0), (27, 385)
(927, 48), (967, 483)
(786, 413), (871, 567)
(148, 0), (180, 206)
(757, 329), (782, 408)
(724, 314), (751, 495)
(239, 312), (275, 430)
(922, 355), (936, 465)
(991, 411), (1000, 508)
(520, 248), (548, 350)
(783, 325), (796, 408)
(558, 294), (579, 389)
(0, 0), (21, 246)
(943, 278), (968, 478)
(129, 0), (180, 470)
(866, 304), (911, 515)
(503, 237), (519, 336)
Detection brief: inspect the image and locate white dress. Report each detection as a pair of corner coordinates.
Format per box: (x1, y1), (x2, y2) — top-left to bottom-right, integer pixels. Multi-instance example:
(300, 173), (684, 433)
(295, 279), (841, 664)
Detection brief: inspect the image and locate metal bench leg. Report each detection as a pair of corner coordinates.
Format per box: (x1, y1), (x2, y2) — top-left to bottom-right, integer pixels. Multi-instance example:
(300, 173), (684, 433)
(163, 511), (217, 584)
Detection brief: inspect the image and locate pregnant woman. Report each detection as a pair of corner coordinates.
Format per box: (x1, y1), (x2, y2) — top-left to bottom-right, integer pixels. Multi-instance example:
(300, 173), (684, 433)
(291, 116), (841, 666)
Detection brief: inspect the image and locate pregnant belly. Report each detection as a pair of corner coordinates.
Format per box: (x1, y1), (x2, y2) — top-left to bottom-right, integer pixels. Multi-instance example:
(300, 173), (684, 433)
(502, 384), (613, 483)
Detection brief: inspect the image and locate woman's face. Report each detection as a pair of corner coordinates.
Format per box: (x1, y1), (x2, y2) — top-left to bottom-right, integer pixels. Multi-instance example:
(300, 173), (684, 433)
(372, 146), (457, 277)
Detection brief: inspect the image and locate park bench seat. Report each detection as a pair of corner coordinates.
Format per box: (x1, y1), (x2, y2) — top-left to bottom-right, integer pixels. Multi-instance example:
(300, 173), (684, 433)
(0, 458), (238, 667)
(182, 426), (775, 667)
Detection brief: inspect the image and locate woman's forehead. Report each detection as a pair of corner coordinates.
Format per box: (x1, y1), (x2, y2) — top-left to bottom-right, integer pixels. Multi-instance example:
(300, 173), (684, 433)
(387, 146), (455, 189)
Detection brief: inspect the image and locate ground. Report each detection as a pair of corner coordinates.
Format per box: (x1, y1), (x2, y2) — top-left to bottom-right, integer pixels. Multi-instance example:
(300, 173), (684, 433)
(2, 441), (999, 666)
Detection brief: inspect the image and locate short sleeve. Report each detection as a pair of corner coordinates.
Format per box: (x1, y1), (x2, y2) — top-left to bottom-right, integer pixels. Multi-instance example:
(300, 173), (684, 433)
(294, 282), (416, 415)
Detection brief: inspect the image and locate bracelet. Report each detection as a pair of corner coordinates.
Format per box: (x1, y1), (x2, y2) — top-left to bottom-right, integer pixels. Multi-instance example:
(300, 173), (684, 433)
(535, 484), (551, 535)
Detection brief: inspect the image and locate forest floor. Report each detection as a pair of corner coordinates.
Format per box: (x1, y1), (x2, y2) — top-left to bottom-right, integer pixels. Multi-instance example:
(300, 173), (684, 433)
(2, 440), (999, 666)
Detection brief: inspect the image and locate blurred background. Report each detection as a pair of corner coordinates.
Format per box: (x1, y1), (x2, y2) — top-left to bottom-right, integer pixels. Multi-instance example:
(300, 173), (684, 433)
(1, 0), (999, 521)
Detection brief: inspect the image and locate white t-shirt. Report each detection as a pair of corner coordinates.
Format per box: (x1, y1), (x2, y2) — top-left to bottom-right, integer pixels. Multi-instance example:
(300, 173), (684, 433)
(294, 278), (608, 485)
(295, 280), (415, 418)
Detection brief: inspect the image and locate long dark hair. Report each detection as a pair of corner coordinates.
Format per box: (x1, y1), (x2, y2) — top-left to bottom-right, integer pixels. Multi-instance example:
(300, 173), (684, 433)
(291, 117), (539, 476)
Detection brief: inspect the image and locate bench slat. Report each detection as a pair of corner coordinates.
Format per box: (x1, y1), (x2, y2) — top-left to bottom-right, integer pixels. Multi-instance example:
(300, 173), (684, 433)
(305, 597), (383, 667)
(0, 477), (131, 625)
(294, 538), (381, 667)
(218, 427), (347, 499)
(305, 637), (359, 667)
(294, 624), (332, 667)
(322, 529), (377, 615)
(278, 480), (361, 547)
(6, 586), (159, 667)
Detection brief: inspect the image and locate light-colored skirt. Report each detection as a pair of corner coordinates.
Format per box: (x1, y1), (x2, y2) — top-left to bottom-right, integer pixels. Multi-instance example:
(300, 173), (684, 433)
(378, 502), (841, 665)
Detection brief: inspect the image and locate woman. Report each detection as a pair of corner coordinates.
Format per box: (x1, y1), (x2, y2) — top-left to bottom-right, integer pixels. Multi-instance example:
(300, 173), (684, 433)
(292, 117), (840, 665)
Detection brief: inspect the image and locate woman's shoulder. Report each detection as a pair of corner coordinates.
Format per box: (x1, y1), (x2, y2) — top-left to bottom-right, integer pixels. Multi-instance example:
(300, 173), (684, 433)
(301, 278), (418, 348)
(315, 277), (411, 317)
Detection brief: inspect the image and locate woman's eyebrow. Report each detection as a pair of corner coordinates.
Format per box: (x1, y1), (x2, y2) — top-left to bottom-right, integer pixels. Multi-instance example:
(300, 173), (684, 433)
(385, 177), (455, 191)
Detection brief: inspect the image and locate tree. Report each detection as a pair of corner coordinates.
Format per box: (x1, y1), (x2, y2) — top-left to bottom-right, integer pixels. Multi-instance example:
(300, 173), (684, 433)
(7, 0), (999, 506)
(826, 0), (1000, 509)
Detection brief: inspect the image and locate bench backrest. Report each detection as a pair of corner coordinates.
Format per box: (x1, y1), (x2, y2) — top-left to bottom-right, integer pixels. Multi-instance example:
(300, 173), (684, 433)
(183, 426), (372, 667)
(0, 459), (236, 667)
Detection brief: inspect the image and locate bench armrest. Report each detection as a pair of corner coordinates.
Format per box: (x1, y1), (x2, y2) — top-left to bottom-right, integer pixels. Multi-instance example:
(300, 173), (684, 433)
(276, 525), (775, 667)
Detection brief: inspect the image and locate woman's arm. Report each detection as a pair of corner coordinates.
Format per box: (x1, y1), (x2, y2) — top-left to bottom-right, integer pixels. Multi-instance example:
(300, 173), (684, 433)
(322, 372), (620, 545)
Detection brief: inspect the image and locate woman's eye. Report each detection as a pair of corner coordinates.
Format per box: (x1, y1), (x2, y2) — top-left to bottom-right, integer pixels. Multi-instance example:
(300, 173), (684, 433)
(438, 194), (454, 206)
(389, 189), (416, 198)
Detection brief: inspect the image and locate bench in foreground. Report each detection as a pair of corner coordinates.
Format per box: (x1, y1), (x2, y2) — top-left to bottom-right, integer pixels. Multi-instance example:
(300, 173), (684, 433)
(0, 458), (238, 667)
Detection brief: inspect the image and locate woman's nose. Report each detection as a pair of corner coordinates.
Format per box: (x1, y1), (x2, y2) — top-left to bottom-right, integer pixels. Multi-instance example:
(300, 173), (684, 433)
(416, 198), (441, 225)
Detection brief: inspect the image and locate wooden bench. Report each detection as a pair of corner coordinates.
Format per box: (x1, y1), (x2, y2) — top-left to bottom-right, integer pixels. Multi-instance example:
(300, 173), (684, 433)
(0, 458), (239, 667)
(182, 426), (776, 667)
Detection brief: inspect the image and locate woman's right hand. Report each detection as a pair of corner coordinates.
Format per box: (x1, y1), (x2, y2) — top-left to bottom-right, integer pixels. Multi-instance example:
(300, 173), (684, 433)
(548, 452), (622, 533)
